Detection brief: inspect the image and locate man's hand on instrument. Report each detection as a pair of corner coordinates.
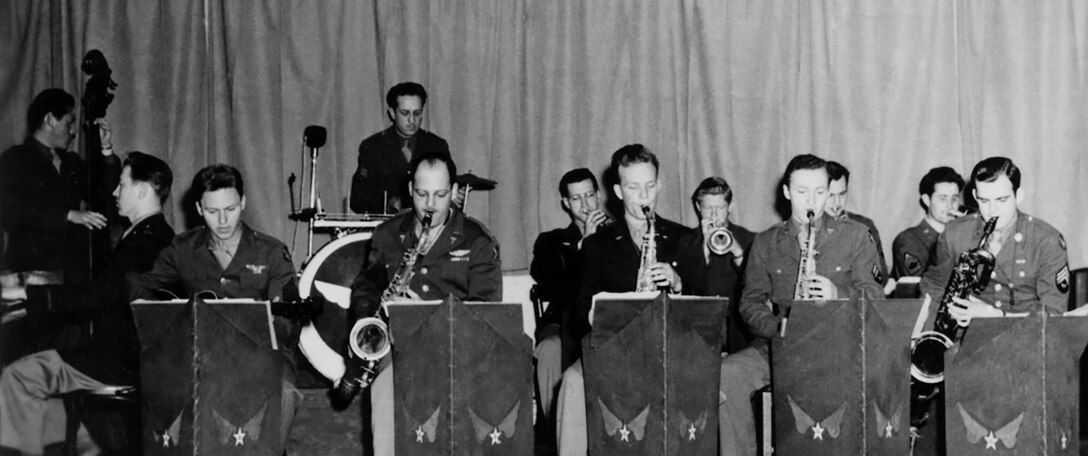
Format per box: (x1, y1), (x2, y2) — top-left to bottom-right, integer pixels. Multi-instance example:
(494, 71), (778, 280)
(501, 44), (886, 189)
(453, 186), (468, 208)
(802, 274), (839, 300)
(93, 118), (113, 150)
(583, 210), (609, 239)
(649, 262), (682, 292)
(67, 210), (107, 230)
(949, 295), (1003, 326)
(387, 289), (423, 302)
(534, 335), (562, 417)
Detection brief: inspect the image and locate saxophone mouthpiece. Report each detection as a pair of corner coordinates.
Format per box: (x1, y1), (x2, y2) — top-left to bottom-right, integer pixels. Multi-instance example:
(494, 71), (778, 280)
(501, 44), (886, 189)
(420, 211), (434, 229)
(805, 210), (815, 223)
(641, 205), (652, 217)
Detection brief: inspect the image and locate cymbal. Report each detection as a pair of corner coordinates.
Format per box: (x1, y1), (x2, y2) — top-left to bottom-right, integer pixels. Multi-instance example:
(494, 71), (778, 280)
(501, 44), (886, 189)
(455, 172), (497, 191)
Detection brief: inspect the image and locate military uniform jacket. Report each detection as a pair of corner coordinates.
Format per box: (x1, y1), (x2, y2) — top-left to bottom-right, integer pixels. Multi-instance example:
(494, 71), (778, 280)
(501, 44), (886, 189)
(130, 223), (299, 348)
(350, 209), (502, 320)
(349, 126), (451, 214)
(892, 219), (940, 279)
(568, 215), (708, 344)
(530, 223), (582, 340)
(921, 211), (1069, 315)
(0, 139), (119, 274)
(847, 211), (887, 283)
(740, 213), (884, 344)
(26, 213), (174, 383)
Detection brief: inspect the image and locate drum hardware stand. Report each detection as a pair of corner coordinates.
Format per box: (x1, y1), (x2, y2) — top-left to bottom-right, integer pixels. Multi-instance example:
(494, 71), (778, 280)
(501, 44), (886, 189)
(289, 126), (327, 259)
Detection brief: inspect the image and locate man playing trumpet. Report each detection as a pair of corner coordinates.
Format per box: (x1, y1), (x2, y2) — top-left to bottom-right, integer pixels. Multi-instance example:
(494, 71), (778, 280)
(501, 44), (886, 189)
(690, 177), (756, 353)
(891, 166), (965, 279)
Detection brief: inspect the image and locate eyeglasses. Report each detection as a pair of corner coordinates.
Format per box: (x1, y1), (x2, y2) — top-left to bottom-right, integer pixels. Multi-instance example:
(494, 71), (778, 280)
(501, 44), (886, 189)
(567, 191), (598, 203)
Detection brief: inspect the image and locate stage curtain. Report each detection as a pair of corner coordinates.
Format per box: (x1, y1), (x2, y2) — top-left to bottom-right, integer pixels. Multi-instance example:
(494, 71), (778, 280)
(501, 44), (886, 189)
(1, 0), (1085, 272)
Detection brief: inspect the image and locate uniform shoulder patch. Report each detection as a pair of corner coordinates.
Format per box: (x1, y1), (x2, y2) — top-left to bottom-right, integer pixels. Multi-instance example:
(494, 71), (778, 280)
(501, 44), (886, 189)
(1057, 264), (1070, 294)
(872, 263), (884, 284)
(903, 253), (922, 276)
(282, 246), (293, 263)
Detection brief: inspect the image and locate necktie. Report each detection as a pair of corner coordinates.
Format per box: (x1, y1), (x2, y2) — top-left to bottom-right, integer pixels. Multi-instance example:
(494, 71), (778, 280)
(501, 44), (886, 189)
(988, 231), (1004, 255)
(401, 139), (412, 163)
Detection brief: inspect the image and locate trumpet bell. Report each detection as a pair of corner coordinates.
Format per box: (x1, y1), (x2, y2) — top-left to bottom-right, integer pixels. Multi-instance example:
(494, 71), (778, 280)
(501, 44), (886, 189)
(348, 316), (391, 361)
(708, 227), (734, 255)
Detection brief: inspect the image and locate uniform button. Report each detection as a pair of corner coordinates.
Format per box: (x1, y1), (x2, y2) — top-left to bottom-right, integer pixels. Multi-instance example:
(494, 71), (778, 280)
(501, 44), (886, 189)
(422, 284), (430, 293)
(776, 269), (782, 274)
(1019, 271), (1026, 277)
(1008, 283), (1014, 289)
(991, 271), (997, 279)
(1014, 233), (1023, 242)
(995, 301), (1002, 308)
(421, 267), (428, 275)
(995, 284), (1002, 292)
(220, 277), (228, 284)
(835, 266), (842, 271)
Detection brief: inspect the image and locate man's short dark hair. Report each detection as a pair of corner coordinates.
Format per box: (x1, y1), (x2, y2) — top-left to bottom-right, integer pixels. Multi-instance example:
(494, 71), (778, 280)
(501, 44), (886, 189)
(410, 151), (457, 186)
(124, 151), (173, 203)
(691, 177), (734, 211)
(919, 166), (964, 197)
(782, 154), (828, 187)
(193, 164), (244, 198)
(559, 168), (599, 198)
(611, 144), (659, 177)
(386, 82), (428, 109)
(971, 156), (1021, 192)
(27, 89), (75, 133)
(826, 160), (849, 184)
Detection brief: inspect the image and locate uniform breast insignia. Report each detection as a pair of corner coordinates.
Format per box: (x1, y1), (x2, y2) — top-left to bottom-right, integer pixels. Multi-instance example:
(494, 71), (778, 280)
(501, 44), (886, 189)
(787, 395), (846, 440)
(467, 400), (520, 445)
(449, 249), (471, 262)
(1057, 264), (1070, 294)
(903, 253), (922, 276)
(872, 400), (903, 438)
(598, 398), (650, 443)
(211, 402), (267, 446)
(403, 405), (441, 443)
(956, 403), (1023, 450)
(676, 409), (708, 441)
(245, 264), (267, 275)
(152, 409), (183, 448)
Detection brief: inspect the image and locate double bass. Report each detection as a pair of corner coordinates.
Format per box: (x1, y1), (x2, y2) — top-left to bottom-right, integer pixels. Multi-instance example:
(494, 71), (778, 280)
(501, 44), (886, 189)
(81, 49), (121, 278)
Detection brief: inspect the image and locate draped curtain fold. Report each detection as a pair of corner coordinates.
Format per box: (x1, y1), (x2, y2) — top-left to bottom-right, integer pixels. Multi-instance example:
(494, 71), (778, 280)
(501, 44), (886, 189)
(2, 0), (1085, 271)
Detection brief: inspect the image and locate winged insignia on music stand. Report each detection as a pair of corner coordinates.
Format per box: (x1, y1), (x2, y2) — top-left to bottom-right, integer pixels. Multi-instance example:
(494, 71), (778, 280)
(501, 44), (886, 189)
(403, 405), (442, 444)
(467, 400), (520, 445)
(787, 395), (847, 440)
(956, 403), (1024, 450)
(676, 409), (708, 441)
(211, 402), (268, 446)
(598, 398), (651, 443)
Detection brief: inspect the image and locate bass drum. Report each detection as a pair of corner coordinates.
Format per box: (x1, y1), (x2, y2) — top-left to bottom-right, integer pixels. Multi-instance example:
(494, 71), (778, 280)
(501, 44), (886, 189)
(297, 232), (374, 385)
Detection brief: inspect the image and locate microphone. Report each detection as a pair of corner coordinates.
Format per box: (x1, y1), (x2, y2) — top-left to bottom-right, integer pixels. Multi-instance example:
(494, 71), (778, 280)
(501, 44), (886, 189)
(304, 125), (327, 149)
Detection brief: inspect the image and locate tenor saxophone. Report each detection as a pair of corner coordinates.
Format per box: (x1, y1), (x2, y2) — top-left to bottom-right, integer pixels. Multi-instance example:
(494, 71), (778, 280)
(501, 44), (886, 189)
(334, 211), (433, 403)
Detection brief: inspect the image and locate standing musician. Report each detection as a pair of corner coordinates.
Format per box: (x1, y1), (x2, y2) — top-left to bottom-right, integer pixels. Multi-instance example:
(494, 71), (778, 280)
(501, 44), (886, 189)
(556, 144), (707, 455)
(690, 176), (756, 353)
(350, 82), (453, 214)
(0, 152), (174, 456)
(348, 151), (502, 456)
(892, 167), (964, 279)
(530, 168), (608, 444)
(128, 164), (301, 447)
(719, 154), (883, 456)
(826, 160), (888, 285)
(921, 156), (1069, 319)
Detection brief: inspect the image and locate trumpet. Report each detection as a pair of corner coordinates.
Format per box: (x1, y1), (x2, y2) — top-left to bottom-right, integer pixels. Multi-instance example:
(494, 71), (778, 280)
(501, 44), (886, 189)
(704, 221), (734, 255)
(635, 206), (659, 292)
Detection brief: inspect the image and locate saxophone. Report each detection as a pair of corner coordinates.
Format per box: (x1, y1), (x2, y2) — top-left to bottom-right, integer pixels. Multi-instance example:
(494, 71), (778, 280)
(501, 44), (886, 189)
(334, 212), (433, 404)
(909, 216), (997, 428)
(794, 210), (818, 299)
(635, 206), (659, 292)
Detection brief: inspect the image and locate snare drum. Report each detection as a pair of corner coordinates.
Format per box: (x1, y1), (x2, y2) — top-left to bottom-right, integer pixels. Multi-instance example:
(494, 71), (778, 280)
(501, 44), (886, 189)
(297, 232), (374, 382)
(311, 213), (390, 238)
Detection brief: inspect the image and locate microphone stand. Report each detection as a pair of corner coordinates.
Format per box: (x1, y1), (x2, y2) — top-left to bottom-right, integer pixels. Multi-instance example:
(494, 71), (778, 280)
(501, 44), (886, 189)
(306, 143), (320, 258)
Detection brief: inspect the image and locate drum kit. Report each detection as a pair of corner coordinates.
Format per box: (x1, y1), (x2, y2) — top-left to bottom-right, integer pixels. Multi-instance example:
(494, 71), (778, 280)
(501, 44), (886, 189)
(287, 125), (496, 385)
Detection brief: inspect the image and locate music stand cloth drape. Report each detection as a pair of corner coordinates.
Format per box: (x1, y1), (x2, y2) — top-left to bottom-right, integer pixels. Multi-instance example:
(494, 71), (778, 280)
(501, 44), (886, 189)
(2, 0), (1086, 272)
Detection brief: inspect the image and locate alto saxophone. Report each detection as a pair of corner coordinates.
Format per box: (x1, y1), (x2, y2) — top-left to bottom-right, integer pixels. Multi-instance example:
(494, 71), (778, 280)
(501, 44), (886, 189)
(782, 210), (817, 338)
(909, 216), (997, 428)
(635, 206), (659, 292)
(334, 211), (434, 404)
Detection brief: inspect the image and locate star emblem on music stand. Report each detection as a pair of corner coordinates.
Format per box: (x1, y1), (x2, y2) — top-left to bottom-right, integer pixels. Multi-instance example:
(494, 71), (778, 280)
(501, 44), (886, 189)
(488, 428), (502, 445)
(619, 424), (631, 442)
(161, 432), (171, 448)
(233, 428), (247, 446)
(1061, 432), (1069, 449)
(415, 426), (425, 443)
(812, 422), (825, 440)
(984, 431), (998, 449)
(884, 422), (894, 438)
(687, 423), (697, 441)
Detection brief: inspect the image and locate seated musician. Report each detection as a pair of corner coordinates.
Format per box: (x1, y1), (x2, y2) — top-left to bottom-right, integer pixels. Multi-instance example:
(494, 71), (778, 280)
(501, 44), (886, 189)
(910, 157), (1068, 450)
(826, 160), (889, 286)
(892, 167), (965, 280)
(719, 154), (882, 456)
(0, 152), (175, 455)
(556, 144), (707, 455)
(349, 82), (452, 214)
(530, 168), (609, 447)
(347, 151), (502, 456)
(128, 164), (301, 447)
(690, 176), (755, 353)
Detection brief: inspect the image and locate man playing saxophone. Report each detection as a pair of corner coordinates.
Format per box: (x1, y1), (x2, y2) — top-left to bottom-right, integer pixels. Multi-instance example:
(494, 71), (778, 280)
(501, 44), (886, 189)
(555, 144), (707, 455)
(718, 154), (883, 456)
(349, 151), (502, 456)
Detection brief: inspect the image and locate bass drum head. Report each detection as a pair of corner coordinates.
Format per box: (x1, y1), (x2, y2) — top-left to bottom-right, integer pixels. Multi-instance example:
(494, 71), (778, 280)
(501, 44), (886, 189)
(296, 232), (374, 386)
